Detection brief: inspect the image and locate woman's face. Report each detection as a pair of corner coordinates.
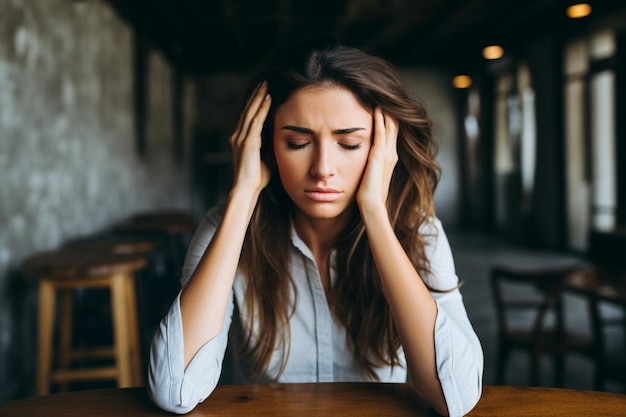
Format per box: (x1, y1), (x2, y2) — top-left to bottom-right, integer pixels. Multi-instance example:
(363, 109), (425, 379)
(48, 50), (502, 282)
(273, 85), (372, 222)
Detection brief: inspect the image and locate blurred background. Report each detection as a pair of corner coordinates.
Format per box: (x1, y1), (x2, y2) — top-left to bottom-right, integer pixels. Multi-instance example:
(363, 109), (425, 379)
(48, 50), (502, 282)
(1, 0), (625, 405)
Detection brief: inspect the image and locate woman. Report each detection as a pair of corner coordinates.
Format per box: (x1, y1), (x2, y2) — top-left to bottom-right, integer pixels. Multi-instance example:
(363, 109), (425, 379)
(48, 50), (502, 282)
(148, 42), (483, 416)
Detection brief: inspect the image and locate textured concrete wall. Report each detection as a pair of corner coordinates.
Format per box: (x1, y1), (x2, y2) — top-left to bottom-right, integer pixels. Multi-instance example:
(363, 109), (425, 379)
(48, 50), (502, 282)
(0, 0), (192, 402)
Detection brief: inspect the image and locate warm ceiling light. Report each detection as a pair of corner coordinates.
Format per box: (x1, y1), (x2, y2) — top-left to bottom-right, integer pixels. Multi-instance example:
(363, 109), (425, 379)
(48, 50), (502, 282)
(483, 45), (504, 60)
(566, 3), (592, 18)
(452, 75), (472, 89)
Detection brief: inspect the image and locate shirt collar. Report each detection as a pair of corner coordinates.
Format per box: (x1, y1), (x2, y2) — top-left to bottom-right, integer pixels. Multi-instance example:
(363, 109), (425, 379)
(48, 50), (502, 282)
(289, 221), (315, 262)
(289, 221), (338, 286)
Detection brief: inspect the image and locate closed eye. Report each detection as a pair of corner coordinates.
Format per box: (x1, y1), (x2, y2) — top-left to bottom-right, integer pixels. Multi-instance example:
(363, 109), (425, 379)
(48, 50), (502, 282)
(287, 142), (310, 150)
(339, 143), (362, 151)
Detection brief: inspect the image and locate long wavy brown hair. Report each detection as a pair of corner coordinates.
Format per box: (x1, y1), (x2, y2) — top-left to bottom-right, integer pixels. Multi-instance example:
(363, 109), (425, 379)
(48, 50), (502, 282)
(237, 41), (441, 380)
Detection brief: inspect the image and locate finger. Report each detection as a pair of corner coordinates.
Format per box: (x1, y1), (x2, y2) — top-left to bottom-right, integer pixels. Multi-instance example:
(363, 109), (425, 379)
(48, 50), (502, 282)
(374, 107), (386, 148)
(231, 82), (259, 142)
(237, 82), (269, 145)
(384, 113), (398, 152)
(383, 115), (399, 176)
(230, 81), (265, 146)
(245, 92), (272, 143)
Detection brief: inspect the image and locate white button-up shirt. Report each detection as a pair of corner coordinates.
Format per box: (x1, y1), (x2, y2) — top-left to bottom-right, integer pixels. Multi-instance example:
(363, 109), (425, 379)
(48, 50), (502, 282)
(148, 208), (483, 416)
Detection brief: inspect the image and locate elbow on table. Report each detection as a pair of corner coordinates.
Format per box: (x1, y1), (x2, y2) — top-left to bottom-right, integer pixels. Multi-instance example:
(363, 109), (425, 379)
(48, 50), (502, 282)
(452, 334), (484, 416)
(455, 367), (483, 417)
(154, 401), (196, 415)
(147, 376), (212, 415)
(437, 359), (483, 417)
(148, 387), (199, 415)
(435, 384), (482, 417)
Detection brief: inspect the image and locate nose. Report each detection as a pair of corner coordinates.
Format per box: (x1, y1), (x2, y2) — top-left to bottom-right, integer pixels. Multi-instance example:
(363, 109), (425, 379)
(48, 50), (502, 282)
(310, 142), (335, 179)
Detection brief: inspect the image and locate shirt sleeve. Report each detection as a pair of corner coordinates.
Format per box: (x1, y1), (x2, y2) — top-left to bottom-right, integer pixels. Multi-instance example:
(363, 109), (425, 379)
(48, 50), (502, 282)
(422, 218), (484, 417)
(147, 207), (234, 414)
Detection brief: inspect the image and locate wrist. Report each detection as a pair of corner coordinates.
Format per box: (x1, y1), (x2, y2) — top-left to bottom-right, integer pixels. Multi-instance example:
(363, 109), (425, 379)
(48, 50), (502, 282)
(358, 200), (389, 224)
(228, 186), (261, 218)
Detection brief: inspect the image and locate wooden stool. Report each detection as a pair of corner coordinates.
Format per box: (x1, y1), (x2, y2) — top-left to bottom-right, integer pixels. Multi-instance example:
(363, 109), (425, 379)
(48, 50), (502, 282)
(62, 236), (157, 256)
(23, 247), (147, 396)
(114, 210), (197, 236)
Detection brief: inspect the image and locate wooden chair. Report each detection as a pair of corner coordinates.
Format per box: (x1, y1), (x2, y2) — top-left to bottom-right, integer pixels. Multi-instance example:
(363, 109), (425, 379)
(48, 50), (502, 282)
(23, 245), (148, 395)
(566, 268), (626, 391)
(490, 265), (596, 386)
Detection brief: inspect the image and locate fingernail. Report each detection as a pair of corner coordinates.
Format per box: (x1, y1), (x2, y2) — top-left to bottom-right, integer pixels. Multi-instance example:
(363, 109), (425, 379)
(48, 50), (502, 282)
(265, 93), (271, 101)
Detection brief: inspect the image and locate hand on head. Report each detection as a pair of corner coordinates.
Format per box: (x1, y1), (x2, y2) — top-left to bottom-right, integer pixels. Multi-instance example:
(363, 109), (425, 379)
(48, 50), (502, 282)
(356, 107), (399, 210)
(229, 81), (273, 194)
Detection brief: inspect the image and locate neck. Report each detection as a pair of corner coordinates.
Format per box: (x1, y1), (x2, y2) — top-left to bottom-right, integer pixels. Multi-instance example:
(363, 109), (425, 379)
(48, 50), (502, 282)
(292, 207), (356, 261)
(293, 219), (338, 259)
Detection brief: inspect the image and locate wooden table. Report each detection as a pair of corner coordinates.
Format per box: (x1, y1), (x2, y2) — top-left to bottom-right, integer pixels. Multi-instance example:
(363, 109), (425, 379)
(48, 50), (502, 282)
(1, 383), (626, 416)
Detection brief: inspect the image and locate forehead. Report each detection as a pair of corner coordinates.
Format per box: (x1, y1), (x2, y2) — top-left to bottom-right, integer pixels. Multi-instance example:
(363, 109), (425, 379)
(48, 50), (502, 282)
(274, 85), (371, 125)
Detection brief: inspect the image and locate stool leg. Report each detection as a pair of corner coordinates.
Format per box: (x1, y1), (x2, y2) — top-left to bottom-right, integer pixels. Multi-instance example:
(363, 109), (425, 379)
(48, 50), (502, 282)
(58, 290), (74, 392)
(124, 274), (142, 386)
(111, 273), (133, 387)
(38, 280), (56, 396)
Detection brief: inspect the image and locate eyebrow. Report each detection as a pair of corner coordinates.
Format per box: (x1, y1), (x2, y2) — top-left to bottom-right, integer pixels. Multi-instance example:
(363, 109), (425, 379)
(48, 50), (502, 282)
(281, 125), (366, 135)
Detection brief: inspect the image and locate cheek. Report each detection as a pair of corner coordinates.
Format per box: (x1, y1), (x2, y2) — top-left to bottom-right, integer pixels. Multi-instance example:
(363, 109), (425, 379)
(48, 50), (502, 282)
(272, 138), (287, 174)
(274, 149), (303, 181)
(342, 152), (370, 181)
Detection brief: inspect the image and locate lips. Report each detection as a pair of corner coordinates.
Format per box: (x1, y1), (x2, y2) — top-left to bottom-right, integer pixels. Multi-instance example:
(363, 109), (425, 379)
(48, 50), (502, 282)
(304, 187), (342, 202)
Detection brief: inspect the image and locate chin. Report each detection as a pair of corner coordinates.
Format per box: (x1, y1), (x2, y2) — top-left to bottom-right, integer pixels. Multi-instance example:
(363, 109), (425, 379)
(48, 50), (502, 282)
(296, 203), (348, 220)
(302, 209), (344, 220)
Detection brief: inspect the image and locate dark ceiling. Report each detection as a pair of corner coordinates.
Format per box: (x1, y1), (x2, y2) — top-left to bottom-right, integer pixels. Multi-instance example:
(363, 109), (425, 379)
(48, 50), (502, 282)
(106, 0), (626, 75)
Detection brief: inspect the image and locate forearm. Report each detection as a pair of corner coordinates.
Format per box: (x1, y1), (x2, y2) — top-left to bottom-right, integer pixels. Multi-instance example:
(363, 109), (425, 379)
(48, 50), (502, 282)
(148, 294), (230, 413)
(180, 187), (259, 367)
(360, 204), (448, 416)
